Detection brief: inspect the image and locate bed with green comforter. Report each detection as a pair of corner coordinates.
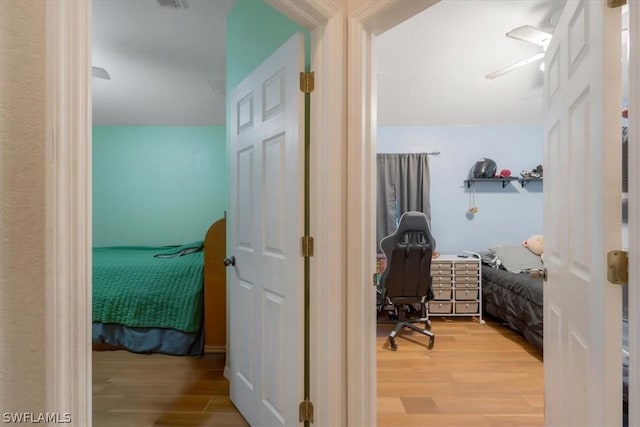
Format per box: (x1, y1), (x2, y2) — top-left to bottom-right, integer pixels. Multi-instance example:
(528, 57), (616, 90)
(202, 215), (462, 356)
(92, 242), (205, 356)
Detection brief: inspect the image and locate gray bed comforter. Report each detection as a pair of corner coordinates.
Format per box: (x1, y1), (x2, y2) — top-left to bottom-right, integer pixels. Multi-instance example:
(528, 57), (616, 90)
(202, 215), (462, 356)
(481, 266), (544, 352)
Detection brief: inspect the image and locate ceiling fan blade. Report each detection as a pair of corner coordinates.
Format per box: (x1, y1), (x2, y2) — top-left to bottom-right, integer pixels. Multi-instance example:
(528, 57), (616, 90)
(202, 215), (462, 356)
(506, 25), (553, 47)
(92, 66), (111, 80)
(485, 52), (545, 80)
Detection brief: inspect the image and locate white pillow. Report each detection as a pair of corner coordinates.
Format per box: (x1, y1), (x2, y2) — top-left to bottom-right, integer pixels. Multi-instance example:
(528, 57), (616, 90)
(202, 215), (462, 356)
(491, 244), (544, 273)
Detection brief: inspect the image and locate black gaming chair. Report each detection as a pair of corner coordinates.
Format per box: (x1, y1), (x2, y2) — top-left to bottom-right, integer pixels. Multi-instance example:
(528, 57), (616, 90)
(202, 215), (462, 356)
(378, 211), (436, 351)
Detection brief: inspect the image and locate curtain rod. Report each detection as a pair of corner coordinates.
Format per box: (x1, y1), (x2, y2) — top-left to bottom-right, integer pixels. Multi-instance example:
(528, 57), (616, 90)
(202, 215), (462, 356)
(427, 151), (441, 156)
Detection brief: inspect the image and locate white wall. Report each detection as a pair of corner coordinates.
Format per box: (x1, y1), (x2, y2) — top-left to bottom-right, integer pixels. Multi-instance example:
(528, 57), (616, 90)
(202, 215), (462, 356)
(0, 0), (48, 413)
(378, 125), (544, 254)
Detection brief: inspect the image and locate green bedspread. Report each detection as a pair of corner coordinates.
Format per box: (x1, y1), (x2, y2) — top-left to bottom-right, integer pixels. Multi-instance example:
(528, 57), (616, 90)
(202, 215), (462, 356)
(92, 245), (204, 333)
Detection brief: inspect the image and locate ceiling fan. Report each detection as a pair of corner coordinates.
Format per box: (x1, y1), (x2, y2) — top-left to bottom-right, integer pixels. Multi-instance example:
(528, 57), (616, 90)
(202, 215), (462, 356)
(485, 25), (553, 80)
(92, 66), (111, 80)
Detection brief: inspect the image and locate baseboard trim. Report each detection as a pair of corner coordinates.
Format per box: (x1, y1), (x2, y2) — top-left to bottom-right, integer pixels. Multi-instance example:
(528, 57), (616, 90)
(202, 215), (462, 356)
(204, 345), (227, 354)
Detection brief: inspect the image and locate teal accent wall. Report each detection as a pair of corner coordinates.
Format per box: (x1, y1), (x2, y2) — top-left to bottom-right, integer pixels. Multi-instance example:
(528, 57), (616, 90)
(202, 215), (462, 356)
(226, 0), (309, 90)
(225, 0), (310, 250)
(93, 126), (226, 247)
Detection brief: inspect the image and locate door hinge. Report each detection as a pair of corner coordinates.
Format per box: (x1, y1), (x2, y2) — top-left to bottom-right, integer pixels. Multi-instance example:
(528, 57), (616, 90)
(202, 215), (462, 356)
(299, 399), (314, 423)
(607, 250), (628, 285)
(301, 236), (314, 257)
(607, 0), (626, 7)
(300, 71), (315, 93)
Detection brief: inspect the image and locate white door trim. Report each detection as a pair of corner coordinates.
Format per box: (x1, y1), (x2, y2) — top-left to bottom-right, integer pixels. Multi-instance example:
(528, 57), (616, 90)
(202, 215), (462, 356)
(345, 16), (377, 426)
(266, 2), (348, 425)
(627, 2), (640, 425)
(344, 2), (440, 425)
(47, 0), (351, 425)
(45, 0), (93, 424)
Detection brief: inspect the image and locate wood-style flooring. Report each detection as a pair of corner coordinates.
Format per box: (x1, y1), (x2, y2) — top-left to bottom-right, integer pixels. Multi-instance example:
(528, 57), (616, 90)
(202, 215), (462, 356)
(93, 351), (247, 427)
(93, 317), (543, 426)
(377, 316), (543, 427)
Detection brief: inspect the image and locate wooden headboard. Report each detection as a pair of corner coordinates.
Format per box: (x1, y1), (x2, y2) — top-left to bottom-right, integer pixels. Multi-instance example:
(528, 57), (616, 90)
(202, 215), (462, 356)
(203, 215), (226, 353)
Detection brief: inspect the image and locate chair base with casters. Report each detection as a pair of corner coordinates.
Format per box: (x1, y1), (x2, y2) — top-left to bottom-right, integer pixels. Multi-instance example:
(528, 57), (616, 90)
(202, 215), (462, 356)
(380, 298), (435, 351)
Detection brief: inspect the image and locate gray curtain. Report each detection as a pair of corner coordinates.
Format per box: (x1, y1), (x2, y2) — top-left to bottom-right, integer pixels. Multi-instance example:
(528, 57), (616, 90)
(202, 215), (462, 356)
(376, 153), (431, 249)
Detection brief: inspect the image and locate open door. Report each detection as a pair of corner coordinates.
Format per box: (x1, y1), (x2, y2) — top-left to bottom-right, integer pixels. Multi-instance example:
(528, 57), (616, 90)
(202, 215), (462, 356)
(543, 1), (623, 425)
(227, 33), (305, 426)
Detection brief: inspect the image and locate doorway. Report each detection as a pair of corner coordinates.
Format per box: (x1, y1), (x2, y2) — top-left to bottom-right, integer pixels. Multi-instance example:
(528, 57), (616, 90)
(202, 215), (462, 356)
(91, 0), (314, 424)
(373, 1), (547, 424)
(377, 1), (632, 426)
(91, 0), (234, 422)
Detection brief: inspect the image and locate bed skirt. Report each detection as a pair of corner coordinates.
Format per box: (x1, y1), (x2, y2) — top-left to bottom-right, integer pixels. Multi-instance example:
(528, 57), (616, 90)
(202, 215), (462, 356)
(92, 323), (203, 356)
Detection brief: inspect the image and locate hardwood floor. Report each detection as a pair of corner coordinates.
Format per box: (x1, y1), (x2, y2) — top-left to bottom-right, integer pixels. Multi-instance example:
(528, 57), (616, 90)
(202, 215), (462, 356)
(377, 317), (544, 427)
(93, 317), (543, 426)
(93, 351), (248, 427)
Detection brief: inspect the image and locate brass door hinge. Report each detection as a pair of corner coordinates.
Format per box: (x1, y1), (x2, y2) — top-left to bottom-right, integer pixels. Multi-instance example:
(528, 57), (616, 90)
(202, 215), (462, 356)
(607, 250), (628, 285)
(301, 236), (314, 257)
(300, 72), (315, 93)
(299, 399), (314, 423)
(607, 0), (626, 8)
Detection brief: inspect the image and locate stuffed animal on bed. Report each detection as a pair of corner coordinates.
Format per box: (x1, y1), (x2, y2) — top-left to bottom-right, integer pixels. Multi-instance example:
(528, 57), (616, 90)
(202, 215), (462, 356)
(523, 235), (544, 261)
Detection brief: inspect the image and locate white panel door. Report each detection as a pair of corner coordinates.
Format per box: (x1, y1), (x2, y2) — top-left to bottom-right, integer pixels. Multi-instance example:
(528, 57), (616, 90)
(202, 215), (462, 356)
(543, 1), (622, 426)
(228, 33), (305, 426)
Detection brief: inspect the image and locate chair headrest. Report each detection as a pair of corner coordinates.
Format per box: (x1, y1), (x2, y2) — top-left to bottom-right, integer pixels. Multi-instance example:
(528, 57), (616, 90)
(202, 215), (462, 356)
(395, 212), (429, 235)
(380, 211), (435, 252)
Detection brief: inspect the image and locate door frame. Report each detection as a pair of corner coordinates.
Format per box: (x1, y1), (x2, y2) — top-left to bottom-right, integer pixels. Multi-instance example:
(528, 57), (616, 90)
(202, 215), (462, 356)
(47, 0), (638, 426)
(342, 2), (440, 424)
(628, 3), (639, 424)
(46, 0), (355, 424)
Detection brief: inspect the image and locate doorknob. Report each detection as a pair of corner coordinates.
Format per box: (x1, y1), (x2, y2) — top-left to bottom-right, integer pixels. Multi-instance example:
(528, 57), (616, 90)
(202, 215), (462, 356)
(223, 256), (236, 267)
(530, 268), (548, 281)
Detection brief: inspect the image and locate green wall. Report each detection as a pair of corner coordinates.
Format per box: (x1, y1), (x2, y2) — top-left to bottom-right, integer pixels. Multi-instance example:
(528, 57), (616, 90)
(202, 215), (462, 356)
(93, 126), (226, 247)
(93, 2), (307, 247)
(226, 0), (309, 90)
(225, 0), (310, 241)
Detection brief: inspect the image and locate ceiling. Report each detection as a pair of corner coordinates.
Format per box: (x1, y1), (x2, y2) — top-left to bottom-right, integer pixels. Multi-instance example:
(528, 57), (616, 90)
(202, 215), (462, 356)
(376, 0), (564, 126)
(92, 0), (566, 127)
(92, 0), (234, 126)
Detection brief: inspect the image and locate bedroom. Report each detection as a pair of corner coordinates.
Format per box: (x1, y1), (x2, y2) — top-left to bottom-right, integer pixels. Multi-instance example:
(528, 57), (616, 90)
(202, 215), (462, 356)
(375, 1), (548, 327)
(91, 0), (311, 424)
(91, 0), (230, 357)
(3, 2), (632, 426)
(90, 0), (232, 422)
(373, 1), (548, 424)
(374, 0), (631, 425)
